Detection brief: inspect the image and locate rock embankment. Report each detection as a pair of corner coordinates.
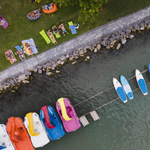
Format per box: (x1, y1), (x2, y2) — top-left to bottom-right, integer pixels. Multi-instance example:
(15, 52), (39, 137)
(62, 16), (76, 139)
(0, 6), (150, 94)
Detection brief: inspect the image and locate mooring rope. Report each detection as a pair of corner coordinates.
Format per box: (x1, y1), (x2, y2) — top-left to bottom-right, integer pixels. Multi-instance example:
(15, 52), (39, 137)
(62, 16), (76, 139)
(74, 69), (150, 117)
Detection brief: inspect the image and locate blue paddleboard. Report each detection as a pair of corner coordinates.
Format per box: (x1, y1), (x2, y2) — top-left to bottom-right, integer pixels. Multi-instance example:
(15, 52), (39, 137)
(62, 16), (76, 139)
(135, 69), (148, 95)
(148, 63), (150, 74)
(113, 77), (127, 103)
(120, 75), (134, 100)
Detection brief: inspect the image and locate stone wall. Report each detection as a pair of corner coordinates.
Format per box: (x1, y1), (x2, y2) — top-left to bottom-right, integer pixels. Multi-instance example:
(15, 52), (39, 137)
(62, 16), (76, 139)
(0, 6), (150, 91)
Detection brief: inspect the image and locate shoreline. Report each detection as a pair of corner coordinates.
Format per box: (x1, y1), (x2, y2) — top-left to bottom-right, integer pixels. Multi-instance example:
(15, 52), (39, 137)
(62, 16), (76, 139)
(0, 6), (150, 91)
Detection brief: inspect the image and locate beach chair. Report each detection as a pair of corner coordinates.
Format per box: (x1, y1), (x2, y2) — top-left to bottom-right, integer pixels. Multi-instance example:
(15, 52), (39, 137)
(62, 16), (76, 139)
(5, 49), (17, 64)
(0, 15), (8, 29)
(39, 30), (51, 44)
(52, 25), (61, 38)
(68, 21), (77, 34)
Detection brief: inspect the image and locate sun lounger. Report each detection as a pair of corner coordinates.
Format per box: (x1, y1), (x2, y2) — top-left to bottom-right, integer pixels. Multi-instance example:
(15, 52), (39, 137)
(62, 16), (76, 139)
(39, 30), (51, 44)
(68, 21), (77, 34)
(5, 49), (17, 64)
(52, 25), (61, 38)
(0, 14), (8, 29)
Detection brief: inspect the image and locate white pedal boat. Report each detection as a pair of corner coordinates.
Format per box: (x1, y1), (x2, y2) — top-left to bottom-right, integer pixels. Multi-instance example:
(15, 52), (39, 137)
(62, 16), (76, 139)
(0, 124), (15, 150)
(24, 112), (50, 148)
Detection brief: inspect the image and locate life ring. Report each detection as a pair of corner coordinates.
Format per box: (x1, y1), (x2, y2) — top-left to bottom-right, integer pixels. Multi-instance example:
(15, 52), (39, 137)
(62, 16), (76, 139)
(43, 4), (57, 14)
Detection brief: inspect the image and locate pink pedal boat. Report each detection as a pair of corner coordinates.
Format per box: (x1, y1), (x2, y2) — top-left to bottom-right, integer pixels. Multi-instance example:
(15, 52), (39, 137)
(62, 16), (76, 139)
(56, 98), (81, 132)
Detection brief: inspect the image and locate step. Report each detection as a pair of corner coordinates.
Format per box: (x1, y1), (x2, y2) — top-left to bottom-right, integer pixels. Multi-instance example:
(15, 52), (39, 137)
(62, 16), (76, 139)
(79, 115), (89, 127)
(90, 110), (100, 121)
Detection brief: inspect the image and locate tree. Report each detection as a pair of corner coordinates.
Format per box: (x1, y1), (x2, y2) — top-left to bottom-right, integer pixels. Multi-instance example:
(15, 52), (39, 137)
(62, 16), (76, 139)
(46, 0), (108, 23)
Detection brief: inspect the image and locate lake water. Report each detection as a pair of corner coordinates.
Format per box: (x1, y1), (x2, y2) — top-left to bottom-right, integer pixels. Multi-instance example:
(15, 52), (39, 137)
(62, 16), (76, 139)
(1, 30), (150, 150)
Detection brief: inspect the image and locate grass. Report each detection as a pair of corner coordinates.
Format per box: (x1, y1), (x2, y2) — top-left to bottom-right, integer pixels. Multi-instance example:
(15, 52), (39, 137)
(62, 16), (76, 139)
(0, 0), (150, 71)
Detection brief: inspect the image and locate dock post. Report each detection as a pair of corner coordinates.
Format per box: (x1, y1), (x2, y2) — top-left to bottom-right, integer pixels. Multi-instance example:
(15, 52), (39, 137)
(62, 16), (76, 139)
(90, 110), (100, 121)
(79, 116), (89, 127)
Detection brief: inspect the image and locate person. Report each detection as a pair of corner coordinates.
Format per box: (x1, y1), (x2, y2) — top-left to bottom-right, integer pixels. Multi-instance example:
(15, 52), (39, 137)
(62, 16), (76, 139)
(0, 19), (5, 26)
(24, 43), (34, 57)
(46, 30), (58, 45)
(17, 51), (26, 61)
(42, 3), (53, 10)
(52, 26), (58, 35)
(28, 8), (42, 18)
(58, 23), (69, 36)
(99, 6), (103, 12)
(5, 52), (15, 61)
(74, 23), (79, 29)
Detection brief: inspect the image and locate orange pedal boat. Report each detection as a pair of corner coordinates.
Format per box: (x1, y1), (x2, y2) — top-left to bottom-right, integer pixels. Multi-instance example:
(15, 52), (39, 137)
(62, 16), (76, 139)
(6, 117), (35, 150)
(43, 3), (57, 14)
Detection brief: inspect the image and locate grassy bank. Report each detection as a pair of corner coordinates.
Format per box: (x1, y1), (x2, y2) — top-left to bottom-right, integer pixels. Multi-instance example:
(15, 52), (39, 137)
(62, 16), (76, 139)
(0, 0), (150, 71)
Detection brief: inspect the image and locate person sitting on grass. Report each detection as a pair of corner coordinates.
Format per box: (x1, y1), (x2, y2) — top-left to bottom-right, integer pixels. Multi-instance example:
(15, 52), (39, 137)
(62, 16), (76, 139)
(74, 23), (79, 29)
(58, 23), (69, 36)
(0, 19), (5, 26)
(17, 51), (26, 61)
(28, 8), (42, 18)
(42, 3), (53, 10)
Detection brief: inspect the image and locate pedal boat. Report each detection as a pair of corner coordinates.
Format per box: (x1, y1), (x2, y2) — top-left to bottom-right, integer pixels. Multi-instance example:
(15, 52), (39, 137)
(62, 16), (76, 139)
(6, 117), (34, 150)
(56, 98), (81, 132)
(40, 106), (65, 140)
(24, 112), (50, 148)
(0, 124), (15, 150)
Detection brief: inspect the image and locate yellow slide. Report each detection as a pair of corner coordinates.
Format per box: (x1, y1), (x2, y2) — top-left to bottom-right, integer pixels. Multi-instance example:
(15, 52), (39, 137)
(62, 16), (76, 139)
(26, 113), (40, 136)
(58, 98), (72, 121)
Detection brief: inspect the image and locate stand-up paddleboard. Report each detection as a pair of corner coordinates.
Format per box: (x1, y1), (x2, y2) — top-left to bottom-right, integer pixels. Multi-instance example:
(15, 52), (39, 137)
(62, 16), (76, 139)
(120, 75), (134, 100)
(113, 77), (127, 103)
(148, 63), (150, 74)
(135, 69), (148, 95)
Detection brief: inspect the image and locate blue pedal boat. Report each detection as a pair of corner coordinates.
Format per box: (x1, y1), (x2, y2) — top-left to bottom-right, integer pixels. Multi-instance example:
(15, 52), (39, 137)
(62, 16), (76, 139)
(40, 106), (65, 140)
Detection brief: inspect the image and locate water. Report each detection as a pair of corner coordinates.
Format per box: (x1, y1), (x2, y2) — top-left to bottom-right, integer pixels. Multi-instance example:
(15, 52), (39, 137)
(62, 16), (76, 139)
(1, 30), (150, 150)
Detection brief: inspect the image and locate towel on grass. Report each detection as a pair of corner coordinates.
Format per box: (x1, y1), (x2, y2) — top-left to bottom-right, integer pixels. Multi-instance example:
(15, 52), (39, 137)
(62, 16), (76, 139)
(5, 49), (17, 64)
(21, 38), (38, 55)
(15, 45), (25, 53)
(0, 14), (8, 29)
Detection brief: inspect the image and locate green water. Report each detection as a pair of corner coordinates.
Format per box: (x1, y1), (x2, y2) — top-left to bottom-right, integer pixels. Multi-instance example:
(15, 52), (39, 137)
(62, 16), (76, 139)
(1, 30), (150, 150)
